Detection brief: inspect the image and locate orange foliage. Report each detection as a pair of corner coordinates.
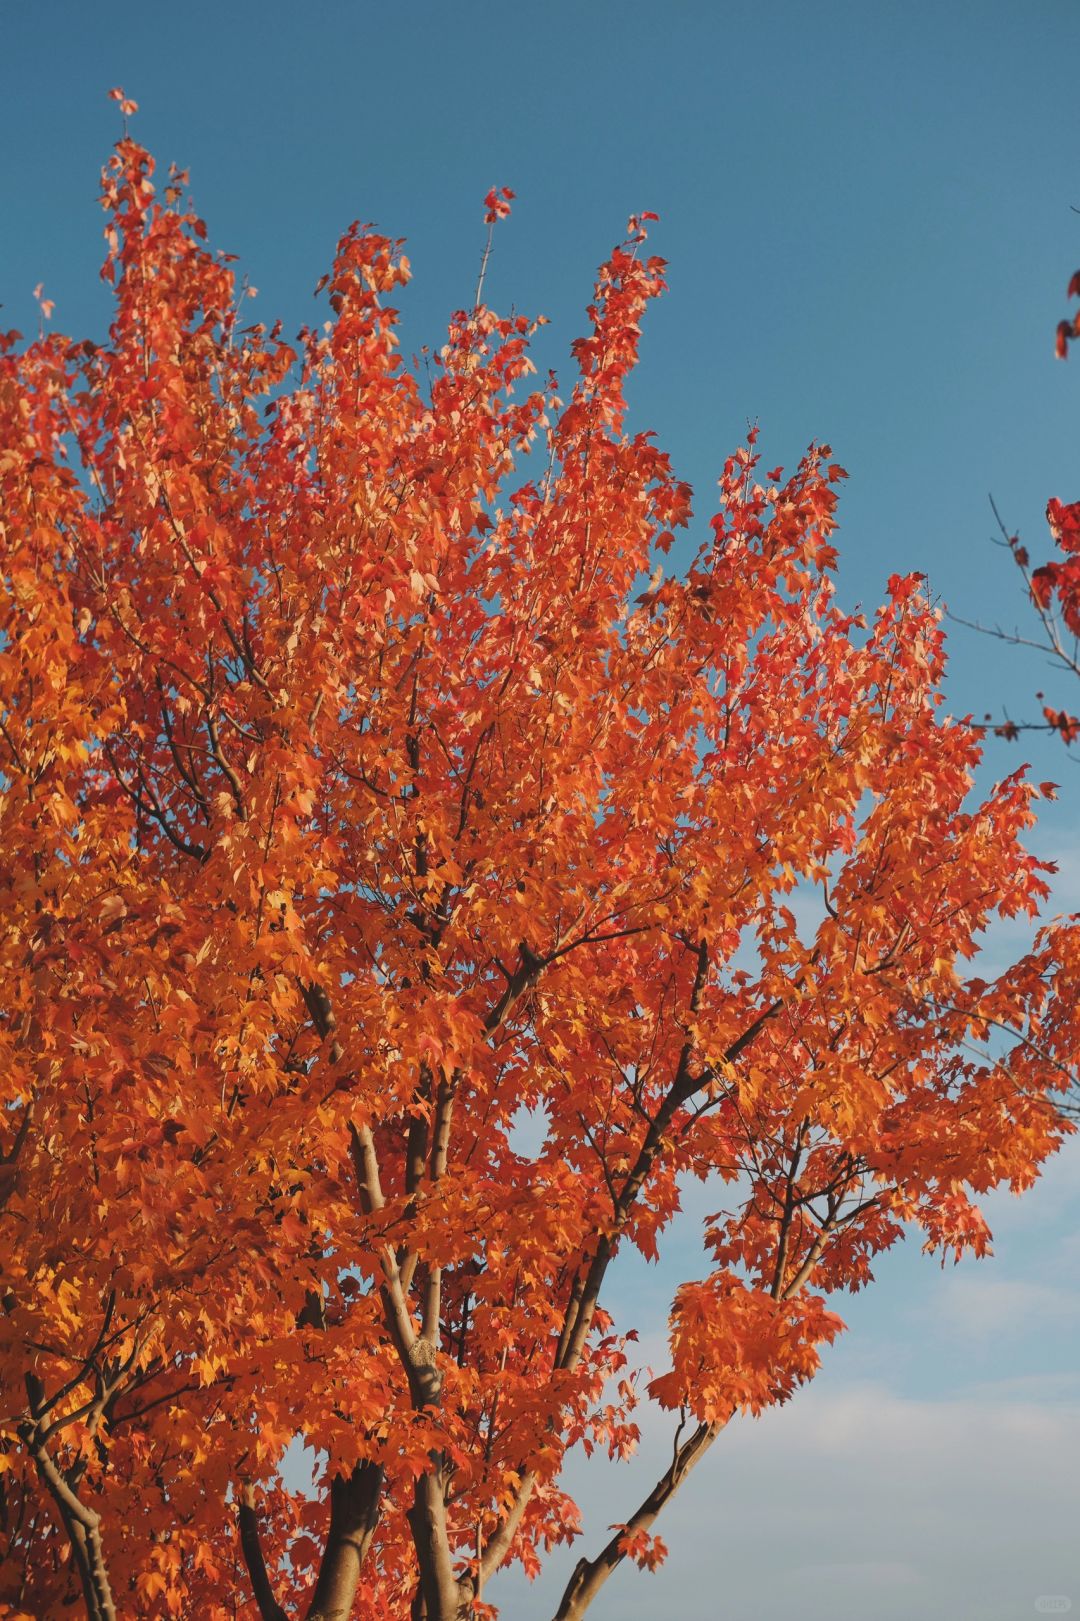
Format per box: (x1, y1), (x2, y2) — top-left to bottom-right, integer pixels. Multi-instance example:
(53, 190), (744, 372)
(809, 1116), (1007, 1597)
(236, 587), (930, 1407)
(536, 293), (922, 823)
(0, 122), (1074, 1620)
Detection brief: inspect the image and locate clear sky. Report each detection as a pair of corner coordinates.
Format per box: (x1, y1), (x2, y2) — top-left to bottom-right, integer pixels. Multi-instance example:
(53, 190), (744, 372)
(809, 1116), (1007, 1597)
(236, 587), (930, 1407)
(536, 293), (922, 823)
(3, 2), (1078, 1616)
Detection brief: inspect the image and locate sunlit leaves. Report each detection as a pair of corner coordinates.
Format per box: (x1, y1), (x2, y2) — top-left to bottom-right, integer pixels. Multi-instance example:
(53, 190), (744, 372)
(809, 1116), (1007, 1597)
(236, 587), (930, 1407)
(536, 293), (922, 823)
(0, 128), (1074, 1621)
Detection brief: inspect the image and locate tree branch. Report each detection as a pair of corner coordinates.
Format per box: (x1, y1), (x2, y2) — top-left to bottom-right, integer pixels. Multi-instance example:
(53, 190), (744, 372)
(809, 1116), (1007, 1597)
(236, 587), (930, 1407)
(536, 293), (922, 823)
(551, 1416), (722, 1620)
(18, 1414), (117, 1621)
(238, 1485), (289, 1621)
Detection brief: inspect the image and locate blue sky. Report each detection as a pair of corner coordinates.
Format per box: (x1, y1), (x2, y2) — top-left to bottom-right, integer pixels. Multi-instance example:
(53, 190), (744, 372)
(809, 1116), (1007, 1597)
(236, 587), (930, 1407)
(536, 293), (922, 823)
(4, 2), (1079, 1615)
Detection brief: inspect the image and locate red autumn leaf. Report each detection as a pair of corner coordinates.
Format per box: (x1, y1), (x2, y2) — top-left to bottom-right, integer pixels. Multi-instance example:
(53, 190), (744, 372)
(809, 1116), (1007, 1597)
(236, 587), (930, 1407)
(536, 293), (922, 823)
(613, 1524), (669, 1571)
(107, 85), (138, 117)
(1031, 562), (1059, 606)
(482, 185), (515, 224)
(1046, 497), (1080, 553)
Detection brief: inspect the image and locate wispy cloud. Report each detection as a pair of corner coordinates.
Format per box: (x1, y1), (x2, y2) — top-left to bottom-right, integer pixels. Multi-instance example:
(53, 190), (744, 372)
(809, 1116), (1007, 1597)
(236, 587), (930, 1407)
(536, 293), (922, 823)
(791, 1558), (922, 1587)
(934, 1273), (1080, 1338)
(494, 1382), (1080, 1620)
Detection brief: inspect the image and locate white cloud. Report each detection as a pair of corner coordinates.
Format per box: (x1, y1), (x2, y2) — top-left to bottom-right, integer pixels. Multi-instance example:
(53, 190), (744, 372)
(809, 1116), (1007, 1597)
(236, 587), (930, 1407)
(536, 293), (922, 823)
(791, 1559), (921, 1586)
(493, 1381), (1080, 1620)
(934, 1274), (1080, 1338)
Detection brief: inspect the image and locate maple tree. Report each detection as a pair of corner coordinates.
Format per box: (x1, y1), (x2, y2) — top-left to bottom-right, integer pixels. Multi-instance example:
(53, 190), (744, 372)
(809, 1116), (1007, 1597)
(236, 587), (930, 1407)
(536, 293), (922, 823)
(1, 108), (1076, 1621)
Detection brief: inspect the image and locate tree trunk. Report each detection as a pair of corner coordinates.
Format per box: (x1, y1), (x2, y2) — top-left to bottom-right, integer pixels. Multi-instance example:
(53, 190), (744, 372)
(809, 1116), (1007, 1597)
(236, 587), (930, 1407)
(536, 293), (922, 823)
(406, 1463), (463, 1621)
(305, 1460), (384, 1621)
(19, 1424), (117, 1621)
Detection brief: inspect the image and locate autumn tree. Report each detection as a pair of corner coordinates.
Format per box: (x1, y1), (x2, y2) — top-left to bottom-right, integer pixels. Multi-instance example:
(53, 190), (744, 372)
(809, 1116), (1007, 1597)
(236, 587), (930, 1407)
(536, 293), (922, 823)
(1, 110), (1075, 1620)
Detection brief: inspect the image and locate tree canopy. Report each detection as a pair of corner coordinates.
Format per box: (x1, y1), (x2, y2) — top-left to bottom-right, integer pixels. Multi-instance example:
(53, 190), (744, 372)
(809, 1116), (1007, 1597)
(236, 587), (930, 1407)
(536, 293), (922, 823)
(0, 124), (1074, 1620)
